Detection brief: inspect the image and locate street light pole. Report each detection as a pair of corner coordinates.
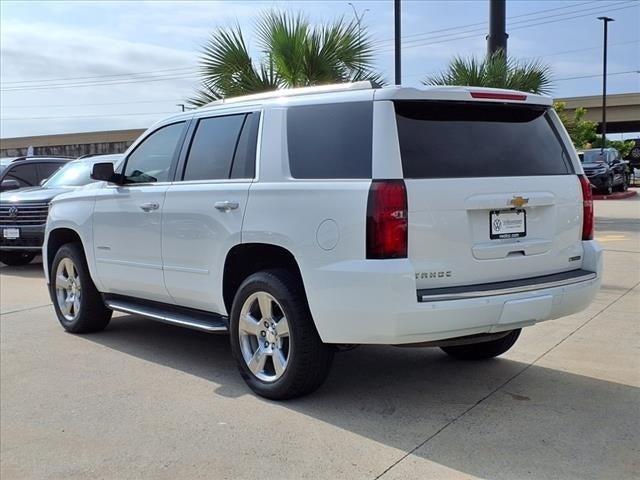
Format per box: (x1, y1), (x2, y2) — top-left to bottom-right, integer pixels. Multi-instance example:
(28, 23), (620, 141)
(487, 0), (508, 56)
(348, 3), (369, 77)
(394, 0), (401, 85)
(598, 16), (614, 150)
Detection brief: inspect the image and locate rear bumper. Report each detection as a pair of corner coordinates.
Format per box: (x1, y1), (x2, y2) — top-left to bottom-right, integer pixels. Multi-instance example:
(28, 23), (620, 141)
(306, 241), (603, 345)
(0, 225), (45, 252)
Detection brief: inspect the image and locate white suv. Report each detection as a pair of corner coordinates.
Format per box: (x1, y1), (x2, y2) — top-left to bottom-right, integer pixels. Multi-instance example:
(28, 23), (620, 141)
(44, 83), (602, 399)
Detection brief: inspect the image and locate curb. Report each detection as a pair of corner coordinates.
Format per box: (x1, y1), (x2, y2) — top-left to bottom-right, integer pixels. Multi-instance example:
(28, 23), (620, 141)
(593, 190), (637, 200)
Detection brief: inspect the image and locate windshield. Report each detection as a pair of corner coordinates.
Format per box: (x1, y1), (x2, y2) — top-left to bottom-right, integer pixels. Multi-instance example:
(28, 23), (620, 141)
(581, 151), (607, 163)
(43, 161), (96, 188)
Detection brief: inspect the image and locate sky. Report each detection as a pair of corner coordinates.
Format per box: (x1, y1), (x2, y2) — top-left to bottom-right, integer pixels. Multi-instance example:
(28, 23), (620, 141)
(1, 0), (638, 138)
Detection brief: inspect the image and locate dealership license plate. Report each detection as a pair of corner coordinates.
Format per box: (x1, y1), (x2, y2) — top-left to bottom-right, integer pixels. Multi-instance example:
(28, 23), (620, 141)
(490, 210), (526, 239)
(3, 228), (20, 239)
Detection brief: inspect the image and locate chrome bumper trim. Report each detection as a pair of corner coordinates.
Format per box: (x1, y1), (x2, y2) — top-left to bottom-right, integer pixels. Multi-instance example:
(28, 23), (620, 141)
(418, 270), (597, 302)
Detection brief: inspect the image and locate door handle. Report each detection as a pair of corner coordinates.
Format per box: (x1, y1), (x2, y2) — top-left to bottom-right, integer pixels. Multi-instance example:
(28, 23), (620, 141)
(139, 202), (160, 212)
(215, 201), (239, 212)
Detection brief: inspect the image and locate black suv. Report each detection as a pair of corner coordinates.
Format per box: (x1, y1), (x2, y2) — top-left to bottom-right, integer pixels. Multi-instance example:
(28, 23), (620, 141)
(0, 157), (73, 192)
(0, 155), (121, 266)
(578, 148), (629, 194)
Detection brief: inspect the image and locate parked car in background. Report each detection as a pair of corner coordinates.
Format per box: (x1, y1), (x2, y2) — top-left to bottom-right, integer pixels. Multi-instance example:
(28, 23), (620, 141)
(578, 148), (629, 194)
(0, 157), (74, 192)
(43, 83), (601, 399)
(624, 138), (640, 169)
(0, 154), (122, 266)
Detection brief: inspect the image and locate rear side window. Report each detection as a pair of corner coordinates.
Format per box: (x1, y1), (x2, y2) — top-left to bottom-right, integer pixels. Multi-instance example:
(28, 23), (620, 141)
(395, 101), (573, 178)
(287, 102), (373, 179)
(183, 113), (258, 181)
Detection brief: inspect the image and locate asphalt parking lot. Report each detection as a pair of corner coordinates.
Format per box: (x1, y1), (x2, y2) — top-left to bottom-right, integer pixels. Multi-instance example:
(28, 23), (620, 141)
(1, 195), (638, 480)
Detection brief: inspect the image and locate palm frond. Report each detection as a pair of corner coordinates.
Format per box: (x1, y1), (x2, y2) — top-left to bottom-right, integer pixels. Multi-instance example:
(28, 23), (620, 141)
(190, 9), (383, 103)
(424, 51), (552, 94)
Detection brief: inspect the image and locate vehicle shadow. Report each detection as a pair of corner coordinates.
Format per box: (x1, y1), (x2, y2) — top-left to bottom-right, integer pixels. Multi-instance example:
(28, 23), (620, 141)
(83, 314), (639, 480)
(0, 259), (44, 279)
(595, 217), (640, 233)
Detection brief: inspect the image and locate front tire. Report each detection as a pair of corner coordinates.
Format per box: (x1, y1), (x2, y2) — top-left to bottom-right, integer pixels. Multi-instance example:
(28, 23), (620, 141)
(50, 243), (112, 333)
(0, 251), (36, 266)
(441, 329), (521, 360)
(604, 176), (614, 195)
(229, 269), (334, 400)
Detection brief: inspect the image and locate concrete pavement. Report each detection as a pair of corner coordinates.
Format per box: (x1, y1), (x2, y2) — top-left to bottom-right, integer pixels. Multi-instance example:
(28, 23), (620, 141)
(1, 195), (638, 479)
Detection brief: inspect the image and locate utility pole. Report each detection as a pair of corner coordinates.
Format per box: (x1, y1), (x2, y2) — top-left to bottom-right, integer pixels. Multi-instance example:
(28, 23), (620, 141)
(348, 3), (369, 77)
(598, 16), (614, 150)
(176, 103), (186, 112)
(487, 0), (508, 56)
(394, 0), (401, 85)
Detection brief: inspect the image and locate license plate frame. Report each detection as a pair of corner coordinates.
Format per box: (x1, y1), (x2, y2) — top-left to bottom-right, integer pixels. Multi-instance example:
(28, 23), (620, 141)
(490, 209), (526, 239)
(3, 228), (20, 240)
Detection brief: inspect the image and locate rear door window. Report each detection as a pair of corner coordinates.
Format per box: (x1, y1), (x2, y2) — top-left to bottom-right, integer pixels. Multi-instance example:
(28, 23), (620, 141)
(287, 102), (373, 179)
(182, 113), (257, 181)
(394, 101), (573, 178)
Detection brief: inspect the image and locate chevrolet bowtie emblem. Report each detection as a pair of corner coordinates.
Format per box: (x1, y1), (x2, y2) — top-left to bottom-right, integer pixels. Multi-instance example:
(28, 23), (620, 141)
(510, 196), (529, 208)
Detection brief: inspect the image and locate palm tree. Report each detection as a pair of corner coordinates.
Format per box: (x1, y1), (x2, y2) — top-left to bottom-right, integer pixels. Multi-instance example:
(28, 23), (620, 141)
(425, 51), (552, 95)
(189, 10), (383, 107)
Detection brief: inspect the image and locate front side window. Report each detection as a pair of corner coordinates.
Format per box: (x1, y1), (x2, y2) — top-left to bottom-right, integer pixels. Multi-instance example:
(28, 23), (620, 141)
(287, 102), (373, 179)
(123, 122), (185, 184)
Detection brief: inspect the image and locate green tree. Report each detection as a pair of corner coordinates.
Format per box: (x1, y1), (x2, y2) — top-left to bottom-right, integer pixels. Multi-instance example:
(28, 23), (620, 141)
(425, 51), (552, 95)
(591, 137), (636, 158)
(189, 10), (382, 107)
(554, 101), (597, 149)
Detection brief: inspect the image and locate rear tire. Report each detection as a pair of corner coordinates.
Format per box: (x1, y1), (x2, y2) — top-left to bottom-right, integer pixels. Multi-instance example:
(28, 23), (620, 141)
(50, 242), (112, 333)
(0, 251), (36, 266)
(441, 329), (521, 360)
(229, 269), (334, 400)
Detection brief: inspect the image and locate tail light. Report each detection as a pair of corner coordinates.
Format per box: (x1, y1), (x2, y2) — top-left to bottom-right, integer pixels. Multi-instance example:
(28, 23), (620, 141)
(366, 180), (408, 259)
(578, 175), (594, 240)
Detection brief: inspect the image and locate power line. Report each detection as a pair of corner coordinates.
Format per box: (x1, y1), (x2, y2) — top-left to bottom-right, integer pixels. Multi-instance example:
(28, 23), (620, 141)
(0, 99), (187, 109)
(1, 111), (178, 121)
(554, 70), (638, 81)
(376, 2), (638, 53)
(402, 40), (638, 79)
(1, 66), (197, 86)
(3, 71), (637, 122)
(375, 0), (601, 44)
(0, 72), (200, 92)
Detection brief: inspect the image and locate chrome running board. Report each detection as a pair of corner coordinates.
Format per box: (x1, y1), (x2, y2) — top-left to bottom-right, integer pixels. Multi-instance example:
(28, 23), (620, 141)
(417, 269), (597, 303)
(105, 297), (228, 333)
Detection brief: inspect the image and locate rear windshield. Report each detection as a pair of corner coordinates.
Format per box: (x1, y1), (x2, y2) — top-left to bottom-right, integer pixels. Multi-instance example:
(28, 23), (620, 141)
(394, 101), (573, 178)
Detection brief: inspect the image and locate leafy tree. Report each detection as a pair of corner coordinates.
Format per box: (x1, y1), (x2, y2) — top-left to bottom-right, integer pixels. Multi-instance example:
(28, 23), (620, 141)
(189, 11), (382, 106)
(591, 137), (635, 158)
(554, 102), (635, 156)
(424, 51), (552, 95)
(554, 101), (597, 149)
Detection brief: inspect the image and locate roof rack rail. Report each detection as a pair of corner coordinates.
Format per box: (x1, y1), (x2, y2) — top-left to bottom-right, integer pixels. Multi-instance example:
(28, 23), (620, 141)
(204, 81), (373, 107)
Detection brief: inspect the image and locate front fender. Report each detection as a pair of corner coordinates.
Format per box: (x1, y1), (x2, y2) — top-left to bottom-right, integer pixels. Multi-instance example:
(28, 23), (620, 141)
(45, 193), (98, 287)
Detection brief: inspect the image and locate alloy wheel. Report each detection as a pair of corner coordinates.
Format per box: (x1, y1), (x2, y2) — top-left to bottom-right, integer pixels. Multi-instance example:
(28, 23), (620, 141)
(238, 292), (291, 382)
(55, 257), (82, 321)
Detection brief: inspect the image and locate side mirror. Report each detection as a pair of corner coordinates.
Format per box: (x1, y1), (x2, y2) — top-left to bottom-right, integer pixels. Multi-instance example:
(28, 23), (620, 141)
(90, 162), (119, 183)
(0, 179), (21, 192)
